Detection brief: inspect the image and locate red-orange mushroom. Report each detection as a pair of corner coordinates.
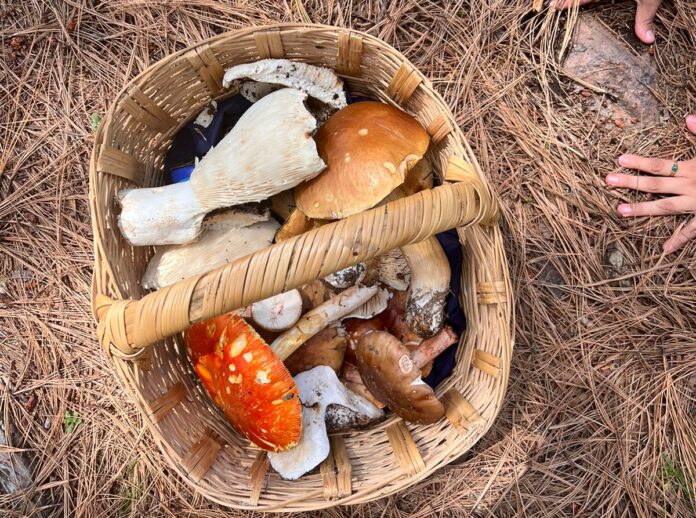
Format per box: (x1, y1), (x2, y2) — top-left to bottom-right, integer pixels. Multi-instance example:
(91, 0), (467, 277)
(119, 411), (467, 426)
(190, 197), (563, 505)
(185, 313), (301, 452)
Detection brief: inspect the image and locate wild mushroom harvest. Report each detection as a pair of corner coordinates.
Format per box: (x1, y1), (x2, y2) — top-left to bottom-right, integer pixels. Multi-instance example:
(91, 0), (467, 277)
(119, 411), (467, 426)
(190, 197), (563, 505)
(118, 88), (325, 246)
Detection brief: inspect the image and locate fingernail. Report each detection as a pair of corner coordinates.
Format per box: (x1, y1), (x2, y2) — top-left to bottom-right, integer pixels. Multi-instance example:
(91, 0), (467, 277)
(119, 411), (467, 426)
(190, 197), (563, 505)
(663, 242), (675, 254)
(618, 155), (629, 167)
(687, 114), (696, 124)
(645, 30), (655, 43)
(606, 174), (620, 185)
(618, 205), (632, 216)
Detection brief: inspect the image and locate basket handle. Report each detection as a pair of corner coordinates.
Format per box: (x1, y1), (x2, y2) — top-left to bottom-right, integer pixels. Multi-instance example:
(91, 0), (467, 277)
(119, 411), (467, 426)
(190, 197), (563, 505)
(95, 179), (496, 357)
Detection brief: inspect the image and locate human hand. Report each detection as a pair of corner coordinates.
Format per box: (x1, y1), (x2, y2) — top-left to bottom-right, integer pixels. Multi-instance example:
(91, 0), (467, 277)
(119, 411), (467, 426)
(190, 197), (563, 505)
(605, 115), (696, 254)
(553, 0), (662, 44)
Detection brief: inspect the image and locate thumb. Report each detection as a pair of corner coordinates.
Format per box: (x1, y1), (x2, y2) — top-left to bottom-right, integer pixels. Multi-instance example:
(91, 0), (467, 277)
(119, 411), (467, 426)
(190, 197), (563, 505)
(686, 114), (696, 135)
(634, 0), (661, 44)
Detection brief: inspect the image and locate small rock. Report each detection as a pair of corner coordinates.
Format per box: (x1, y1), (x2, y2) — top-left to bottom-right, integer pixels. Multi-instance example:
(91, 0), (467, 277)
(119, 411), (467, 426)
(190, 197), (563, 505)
(537, 260), (567, 300)
(607, 248), (624, 273)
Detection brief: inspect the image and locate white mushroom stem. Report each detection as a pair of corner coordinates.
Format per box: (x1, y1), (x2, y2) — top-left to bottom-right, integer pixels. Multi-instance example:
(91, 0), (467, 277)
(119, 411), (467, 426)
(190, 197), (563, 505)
(118, 88), (325, 246)
(251, 289), (303, 332)
(401, 237), (451, 337)
(271, 285), (378, 360)
(223, 59), (347, 110)
(141, 210), (278, 290)
(268, 366), (382, 480)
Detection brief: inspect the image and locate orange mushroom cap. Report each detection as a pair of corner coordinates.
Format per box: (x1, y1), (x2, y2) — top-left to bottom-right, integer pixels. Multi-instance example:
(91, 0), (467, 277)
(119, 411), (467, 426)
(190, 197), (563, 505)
(185, 313), (301, 452)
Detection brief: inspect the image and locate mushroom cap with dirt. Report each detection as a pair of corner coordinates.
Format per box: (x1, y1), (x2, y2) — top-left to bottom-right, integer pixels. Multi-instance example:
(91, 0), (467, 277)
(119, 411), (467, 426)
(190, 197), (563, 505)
(295, 101), (430, 219)
(355, 328), (458, 424)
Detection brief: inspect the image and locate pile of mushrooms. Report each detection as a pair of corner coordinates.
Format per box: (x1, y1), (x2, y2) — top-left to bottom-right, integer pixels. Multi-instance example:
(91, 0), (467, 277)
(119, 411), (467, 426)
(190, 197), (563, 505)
(119, 58), (460, 480)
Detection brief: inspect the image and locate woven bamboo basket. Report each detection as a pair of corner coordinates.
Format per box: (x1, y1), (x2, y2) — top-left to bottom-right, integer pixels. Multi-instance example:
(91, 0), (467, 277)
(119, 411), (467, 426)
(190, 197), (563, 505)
(89, 23), (513, 512)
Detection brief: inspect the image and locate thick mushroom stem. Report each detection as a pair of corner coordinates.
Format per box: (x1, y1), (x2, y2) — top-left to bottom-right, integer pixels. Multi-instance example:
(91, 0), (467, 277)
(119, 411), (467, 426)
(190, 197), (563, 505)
(401, 237), (451, 337)
(271, 285), (378, 360)
(410, 326), (458, 369)
(118, 88), (325, 246)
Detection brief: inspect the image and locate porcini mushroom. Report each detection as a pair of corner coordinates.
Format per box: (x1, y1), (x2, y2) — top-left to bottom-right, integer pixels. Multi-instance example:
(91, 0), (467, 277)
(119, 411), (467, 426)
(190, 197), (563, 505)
(142, 209), (278, 290)
(401, 237), (451, 337)
(222, 59), (347, 110)
(184, 313), (301, 451)
(251, 289), (303, 332)
(355, 327), (458, 424)
(268, 366), (382, 480)
(118, 88), (325, 246)
(295, 102), (430, 219)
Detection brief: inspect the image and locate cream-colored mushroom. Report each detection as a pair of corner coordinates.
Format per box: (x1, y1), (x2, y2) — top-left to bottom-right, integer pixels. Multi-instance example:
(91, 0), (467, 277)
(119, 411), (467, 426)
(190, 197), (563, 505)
(268, 366), (382, 480)
(141, 208), (278, 290)
(222, 59), (347, 110)
(250, 289), (303, 332)
(401, 237), (451, 337)
(118, 88), (325, 246)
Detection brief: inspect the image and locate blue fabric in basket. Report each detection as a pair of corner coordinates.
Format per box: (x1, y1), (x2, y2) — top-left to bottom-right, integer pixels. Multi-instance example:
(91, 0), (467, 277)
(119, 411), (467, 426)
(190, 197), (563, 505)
(163, 93), (465, 387)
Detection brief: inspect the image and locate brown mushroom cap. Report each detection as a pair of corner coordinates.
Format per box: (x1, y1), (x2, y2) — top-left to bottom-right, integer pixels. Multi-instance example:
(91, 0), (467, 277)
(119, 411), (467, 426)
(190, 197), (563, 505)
(295, 102), (430, 219)
(356, 331), (444, 424)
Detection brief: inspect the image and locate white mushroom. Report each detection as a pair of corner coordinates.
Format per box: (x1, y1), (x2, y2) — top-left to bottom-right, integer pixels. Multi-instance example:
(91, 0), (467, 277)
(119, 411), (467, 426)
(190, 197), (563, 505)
(401, 237), (451, 337)
(118, 88), (325, 246)
(250, 289), (303, 332)
(223, 59), (347, 110)
(141, 208), (278, 290)
(268, 366), (382, 480)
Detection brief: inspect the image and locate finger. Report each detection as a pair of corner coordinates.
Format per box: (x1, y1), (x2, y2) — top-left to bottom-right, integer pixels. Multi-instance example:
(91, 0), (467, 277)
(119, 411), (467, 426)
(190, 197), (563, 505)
(687, 114), (696, 135)
(634, 0), (661, 44)
(617, 196), (696, 217)
(664, 217), (696, 254)
(605, 173), (693, 195)
(618, 154), (683, 176)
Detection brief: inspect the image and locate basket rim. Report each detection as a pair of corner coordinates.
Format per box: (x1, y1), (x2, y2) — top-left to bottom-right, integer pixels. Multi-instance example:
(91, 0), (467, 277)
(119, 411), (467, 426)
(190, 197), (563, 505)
(89, 22), (515, 512)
